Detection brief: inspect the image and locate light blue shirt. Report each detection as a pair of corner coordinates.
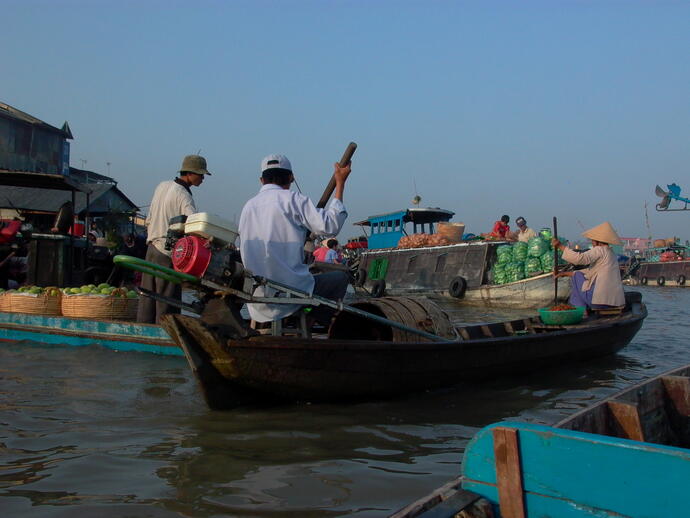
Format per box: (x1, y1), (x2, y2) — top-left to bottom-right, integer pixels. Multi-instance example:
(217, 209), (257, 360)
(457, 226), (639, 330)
(325, 249), (339, 263)
(239, 184), (347, 322)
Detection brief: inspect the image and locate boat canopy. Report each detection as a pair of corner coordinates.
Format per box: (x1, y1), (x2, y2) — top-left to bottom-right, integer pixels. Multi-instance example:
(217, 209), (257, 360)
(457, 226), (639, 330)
(353, 207), (455, 249)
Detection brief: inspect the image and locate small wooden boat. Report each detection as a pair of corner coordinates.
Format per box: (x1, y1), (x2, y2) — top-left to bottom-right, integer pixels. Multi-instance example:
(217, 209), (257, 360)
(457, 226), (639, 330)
(391, 361), (690, 518)
(160, 291), (646, 409)
(0, 310), (179, 356)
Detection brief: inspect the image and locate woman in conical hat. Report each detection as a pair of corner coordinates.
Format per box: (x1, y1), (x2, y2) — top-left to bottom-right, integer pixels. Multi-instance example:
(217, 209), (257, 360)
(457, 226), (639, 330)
(551, 222), (625, 310)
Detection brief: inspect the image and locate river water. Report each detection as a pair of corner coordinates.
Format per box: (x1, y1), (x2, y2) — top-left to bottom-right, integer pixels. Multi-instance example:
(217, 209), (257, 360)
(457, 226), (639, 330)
(1, 286), (687, 517)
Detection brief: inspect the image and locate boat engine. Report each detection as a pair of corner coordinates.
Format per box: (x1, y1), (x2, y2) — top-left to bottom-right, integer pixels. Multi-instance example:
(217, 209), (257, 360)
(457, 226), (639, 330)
(167, 213), (244, 289)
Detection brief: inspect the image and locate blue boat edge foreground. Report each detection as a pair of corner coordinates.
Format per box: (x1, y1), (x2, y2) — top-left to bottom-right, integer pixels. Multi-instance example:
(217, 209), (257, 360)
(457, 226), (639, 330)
(390, 363), (690, 518)
(0, 310), (180, 356)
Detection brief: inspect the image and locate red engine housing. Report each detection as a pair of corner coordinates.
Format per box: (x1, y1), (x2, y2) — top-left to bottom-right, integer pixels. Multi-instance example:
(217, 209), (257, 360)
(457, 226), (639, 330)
(171, 235), (212, 277)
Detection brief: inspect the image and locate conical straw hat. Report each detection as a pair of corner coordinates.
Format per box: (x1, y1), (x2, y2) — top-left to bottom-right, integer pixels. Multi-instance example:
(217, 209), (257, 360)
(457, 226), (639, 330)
(582, 221), (622, 245)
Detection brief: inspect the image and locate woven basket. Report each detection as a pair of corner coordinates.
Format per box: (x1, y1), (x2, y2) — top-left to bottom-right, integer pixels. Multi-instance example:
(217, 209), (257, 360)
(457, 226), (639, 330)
(0, 292), (8, 312)
(5, 290), (62, 316)
(61, 289), (138, 321)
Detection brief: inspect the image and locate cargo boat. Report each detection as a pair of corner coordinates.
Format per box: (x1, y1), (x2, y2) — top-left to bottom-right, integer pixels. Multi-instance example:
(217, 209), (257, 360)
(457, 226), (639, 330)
(353, 207), (569, 307)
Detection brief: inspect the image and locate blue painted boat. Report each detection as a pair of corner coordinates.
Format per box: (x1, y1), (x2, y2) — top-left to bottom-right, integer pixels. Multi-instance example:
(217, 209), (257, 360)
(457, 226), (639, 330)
(0, 310), (181, 356)
(391, 363), (690, 517)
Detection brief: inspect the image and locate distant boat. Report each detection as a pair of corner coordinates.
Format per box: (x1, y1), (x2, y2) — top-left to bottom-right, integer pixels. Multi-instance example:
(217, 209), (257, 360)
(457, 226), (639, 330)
(391, 357), (690, 518)
(626, 242), (690, 287)
(352, 207), (569, 308)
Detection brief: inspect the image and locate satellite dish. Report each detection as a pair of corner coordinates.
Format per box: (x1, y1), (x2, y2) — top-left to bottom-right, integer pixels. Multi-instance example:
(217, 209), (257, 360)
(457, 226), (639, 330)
(412, 195), (421, 205)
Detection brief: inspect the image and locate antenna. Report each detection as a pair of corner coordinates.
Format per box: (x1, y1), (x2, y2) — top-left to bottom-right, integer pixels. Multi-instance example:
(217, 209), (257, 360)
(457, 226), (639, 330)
(644, 201), (652, 241)
(106, 161), (111, 175)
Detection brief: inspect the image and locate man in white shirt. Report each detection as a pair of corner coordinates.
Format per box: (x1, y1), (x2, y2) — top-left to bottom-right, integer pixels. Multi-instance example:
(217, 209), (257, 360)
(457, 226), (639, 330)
(239, 154), (351, 325)
(514, 216), (538, 243)
(137, 155), (211, 323)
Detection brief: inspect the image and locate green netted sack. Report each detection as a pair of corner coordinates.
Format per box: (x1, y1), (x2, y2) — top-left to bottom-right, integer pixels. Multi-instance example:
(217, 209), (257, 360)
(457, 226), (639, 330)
(492, 271), (507, 285)
(539, 228), (553, 240)
(502, 261), (525, 283)
(492, 262), (506, 274)
(525, 257), (543, 276)
(512, 241), (528, 261)
(496, 245), (513, 264)
(528, 237), (549, 257)
(541, 251), (555, 271)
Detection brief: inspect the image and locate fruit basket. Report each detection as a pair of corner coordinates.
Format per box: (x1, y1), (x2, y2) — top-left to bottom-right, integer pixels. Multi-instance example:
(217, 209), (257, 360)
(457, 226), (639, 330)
(537, 305), (586, 325)
(4, 286), (62, 316)
(61, 284), (138, 321)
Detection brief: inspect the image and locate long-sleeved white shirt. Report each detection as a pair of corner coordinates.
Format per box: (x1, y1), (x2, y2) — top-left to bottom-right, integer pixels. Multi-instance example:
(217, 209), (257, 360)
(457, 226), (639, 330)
(145, 180), (197, 254)
(239, 184), (347, 322)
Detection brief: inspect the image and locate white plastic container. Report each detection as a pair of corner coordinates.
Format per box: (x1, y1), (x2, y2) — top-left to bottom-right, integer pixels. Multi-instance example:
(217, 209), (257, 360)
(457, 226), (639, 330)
(184, 212), (238, 245)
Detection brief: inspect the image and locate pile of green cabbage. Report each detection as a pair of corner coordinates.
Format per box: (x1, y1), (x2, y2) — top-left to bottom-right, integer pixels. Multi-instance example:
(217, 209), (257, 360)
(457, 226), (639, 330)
(490, 235), (569, 284)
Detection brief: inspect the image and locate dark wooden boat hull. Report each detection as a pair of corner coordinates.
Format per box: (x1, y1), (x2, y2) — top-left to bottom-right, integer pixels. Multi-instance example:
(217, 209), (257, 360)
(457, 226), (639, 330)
(161, 295), (646, 408)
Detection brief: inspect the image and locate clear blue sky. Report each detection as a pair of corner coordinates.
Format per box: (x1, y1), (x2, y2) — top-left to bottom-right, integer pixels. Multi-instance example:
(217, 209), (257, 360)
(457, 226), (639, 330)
(4, 0), (689, 242)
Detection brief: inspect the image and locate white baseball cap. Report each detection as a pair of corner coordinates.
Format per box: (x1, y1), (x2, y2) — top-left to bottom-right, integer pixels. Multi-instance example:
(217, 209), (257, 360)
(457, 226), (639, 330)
(261, 154), (292, 173)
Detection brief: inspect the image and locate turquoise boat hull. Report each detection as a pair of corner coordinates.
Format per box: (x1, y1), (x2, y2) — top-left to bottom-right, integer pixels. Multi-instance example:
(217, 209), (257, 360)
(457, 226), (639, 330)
(0, 311), (181, 356)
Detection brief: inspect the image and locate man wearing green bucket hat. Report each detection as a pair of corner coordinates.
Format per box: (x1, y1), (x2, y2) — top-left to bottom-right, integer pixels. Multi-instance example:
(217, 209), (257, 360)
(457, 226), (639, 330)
(137, 155), (211, 324)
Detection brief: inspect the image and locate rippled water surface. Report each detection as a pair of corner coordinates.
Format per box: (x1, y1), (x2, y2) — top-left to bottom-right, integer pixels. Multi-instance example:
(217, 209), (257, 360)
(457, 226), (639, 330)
(1, 287), (688, 517)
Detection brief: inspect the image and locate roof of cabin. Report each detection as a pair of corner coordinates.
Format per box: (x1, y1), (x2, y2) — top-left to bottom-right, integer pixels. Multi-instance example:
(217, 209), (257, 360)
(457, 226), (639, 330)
(353, 207), (455, 226)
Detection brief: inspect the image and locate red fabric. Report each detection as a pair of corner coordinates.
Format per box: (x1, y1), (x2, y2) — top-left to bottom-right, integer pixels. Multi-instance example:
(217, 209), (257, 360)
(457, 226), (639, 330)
(313, 246), (329, 262)
(491, 221), (510, 238)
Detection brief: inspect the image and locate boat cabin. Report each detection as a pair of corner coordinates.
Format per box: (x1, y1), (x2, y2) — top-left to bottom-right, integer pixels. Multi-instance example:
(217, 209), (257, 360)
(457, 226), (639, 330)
(353, 207), (455, 249)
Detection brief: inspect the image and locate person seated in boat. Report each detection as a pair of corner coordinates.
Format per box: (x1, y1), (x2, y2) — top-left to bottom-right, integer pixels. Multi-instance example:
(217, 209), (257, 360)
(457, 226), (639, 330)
(512, 216), (538, 243)
(551, 222), (625, 312)
(489, 215), (510, 239)
(312, 239), (330, 263)
(239, 154), (352, 326)
(324, 239), (342, 264)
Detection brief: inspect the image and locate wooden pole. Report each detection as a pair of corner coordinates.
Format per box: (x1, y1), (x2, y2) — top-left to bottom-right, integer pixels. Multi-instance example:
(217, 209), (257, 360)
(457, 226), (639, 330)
(316, 142), (357, 209)
(553, 216), (558, 304)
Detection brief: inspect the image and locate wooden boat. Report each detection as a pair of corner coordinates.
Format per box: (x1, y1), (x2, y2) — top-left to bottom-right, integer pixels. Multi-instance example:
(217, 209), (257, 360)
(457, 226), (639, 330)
(0, 310), (180, 356)
(391, 360), (690, 518)
(352, 208), (570, 307)
(160, 291), (646, 410)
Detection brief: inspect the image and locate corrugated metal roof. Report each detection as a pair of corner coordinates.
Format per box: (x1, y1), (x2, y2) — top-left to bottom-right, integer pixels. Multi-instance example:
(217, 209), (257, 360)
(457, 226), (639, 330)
(0, 183), (138, 214)
(0, 101), (71, 138)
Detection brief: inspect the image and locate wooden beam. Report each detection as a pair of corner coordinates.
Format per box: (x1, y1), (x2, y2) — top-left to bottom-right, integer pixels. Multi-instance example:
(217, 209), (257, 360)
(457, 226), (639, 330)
(607, 401), (645, 442)
(493, 427), (525, 518)
(480, 325), (493, 338)
(662, 375), (690, 416)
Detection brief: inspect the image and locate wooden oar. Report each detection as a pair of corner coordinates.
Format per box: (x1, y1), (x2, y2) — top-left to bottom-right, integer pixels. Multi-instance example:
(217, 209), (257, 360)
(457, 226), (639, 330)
(316, 142), (357, 208)
(553, 216), (558, 304)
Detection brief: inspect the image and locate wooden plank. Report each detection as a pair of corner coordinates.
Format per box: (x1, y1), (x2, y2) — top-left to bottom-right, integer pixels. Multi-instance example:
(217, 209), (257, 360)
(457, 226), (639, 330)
(458, 327), (471, 341)
(414, 488), (483, 518)
(522, 319), (535, 333)
(662, 375), (690, 416)
(493, 427), (525, 518)
(463, 422), (690, 517)
(503, 321), (514, 335)
(480, 325), (493, 338)
(607, 401), (645, 442)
